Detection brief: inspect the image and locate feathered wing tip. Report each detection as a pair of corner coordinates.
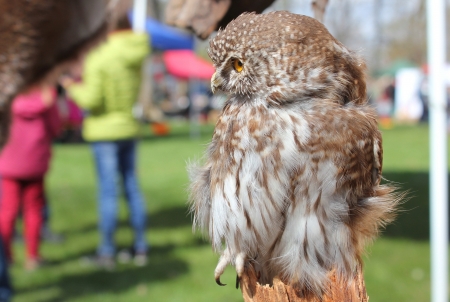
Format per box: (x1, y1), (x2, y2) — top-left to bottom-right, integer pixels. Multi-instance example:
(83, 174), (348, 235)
(275, 183), (404, 298)
(292, 183), (405, 298)
(186, 160), (212, 236)
(350, 183), (406, 261)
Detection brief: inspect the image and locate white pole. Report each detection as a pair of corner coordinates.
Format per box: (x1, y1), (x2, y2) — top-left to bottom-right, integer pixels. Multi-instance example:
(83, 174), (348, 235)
(427, 0), (448, 301)
(133, 0), (147, 32)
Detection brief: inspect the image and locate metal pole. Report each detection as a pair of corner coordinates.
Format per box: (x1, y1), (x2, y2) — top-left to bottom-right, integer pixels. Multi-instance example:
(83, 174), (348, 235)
(133, 0), (147, 32)
(426, 0), (448, 301)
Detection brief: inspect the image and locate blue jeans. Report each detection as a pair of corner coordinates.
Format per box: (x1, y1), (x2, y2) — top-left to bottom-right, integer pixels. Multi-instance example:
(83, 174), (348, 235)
(0, 238), (12, 302)
(92, 140), (148, 256)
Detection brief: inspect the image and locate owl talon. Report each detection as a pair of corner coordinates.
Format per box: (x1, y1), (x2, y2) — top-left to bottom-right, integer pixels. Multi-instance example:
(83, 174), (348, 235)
(235, 252), (246, 289)
(216, 276), (226, 286)
(214, 247), (231, 287)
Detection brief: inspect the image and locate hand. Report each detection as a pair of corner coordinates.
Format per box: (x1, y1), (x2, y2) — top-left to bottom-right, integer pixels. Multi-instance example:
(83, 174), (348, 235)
(41, 86), (55, 106)
(67, 56), (85, 79)
(59, 76), (75, 89)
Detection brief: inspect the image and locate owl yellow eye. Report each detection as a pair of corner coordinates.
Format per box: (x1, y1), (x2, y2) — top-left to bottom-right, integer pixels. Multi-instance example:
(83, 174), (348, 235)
(233, 59), (244, 72)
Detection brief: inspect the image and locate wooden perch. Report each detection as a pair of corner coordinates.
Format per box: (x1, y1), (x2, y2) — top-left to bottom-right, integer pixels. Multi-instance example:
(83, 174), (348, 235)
(239, 262), (368, 302)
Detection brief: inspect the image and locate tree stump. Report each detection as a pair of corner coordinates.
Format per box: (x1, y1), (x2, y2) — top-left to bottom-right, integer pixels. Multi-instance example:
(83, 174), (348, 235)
(239, 262), (369, 302)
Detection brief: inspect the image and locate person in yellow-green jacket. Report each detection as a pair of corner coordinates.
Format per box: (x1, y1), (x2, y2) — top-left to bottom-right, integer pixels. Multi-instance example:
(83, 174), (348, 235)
(64, 16), (149, 269)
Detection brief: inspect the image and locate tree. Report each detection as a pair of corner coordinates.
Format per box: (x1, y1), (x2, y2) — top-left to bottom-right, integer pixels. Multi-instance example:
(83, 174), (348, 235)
(382, 0), (427, 66)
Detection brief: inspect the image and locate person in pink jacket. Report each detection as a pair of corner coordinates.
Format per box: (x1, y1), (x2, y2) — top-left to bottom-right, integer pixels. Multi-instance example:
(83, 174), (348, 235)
(0, 85), (61, 270)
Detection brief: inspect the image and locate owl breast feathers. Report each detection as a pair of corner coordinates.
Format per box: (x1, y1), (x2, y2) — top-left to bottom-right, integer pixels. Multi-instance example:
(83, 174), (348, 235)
(189, 11), (399, 295)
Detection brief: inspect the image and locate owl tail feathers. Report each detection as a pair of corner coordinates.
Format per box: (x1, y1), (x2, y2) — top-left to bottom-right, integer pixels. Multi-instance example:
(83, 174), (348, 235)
(350, 183), (405, 260)
(187, 161), (212, 234)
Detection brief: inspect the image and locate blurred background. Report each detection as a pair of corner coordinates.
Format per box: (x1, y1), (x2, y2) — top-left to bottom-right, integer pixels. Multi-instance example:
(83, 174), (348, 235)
(4, 0), (449, 301)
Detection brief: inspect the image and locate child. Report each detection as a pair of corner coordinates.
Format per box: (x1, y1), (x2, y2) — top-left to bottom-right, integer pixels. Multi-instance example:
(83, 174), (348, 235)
(0, 84), (61, 270)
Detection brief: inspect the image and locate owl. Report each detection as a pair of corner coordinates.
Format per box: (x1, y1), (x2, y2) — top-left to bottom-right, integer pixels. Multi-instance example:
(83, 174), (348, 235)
(189, 11), (398, 295)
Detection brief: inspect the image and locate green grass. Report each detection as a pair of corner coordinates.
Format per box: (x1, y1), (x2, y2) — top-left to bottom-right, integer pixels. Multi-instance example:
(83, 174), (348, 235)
(9, 122), (449, 302)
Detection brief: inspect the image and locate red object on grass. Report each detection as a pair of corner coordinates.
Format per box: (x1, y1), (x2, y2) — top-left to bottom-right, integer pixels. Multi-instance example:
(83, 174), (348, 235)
(163, 50), (215, 80)
(151, 122), (170, 136)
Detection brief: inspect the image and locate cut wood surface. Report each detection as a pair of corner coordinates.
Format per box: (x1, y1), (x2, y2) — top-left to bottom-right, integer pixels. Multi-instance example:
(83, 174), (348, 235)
(239, 263), (369, 302)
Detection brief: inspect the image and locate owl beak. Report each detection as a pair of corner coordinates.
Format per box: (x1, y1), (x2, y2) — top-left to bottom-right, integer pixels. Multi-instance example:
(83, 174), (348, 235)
(211, 72), (222, 94)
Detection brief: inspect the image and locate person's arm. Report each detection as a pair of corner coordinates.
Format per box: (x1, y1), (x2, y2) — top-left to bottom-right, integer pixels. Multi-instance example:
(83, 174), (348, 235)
(38, 86), (62, 138)
(12, 89), (51, 118)
(45, 102), (62, 138)
(65, 52), (104, 111)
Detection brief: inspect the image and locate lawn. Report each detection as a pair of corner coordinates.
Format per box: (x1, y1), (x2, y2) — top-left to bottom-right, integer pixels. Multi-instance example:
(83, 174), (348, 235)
(9, 122), (449, 302)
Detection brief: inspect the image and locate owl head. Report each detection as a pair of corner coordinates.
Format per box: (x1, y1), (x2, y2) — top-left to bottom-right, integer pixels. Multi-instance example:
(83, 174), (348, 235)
(208, 11), (366, 106)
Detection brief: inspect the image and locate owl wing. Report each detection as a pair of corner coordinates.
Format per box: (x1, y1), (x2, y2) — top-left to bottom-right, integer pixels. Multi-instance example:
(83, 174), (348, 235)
(372, 133), (383, 186)
(267, 103), (390, 294)
(190, 102), (300, 284)
(188, 163), (212, 233)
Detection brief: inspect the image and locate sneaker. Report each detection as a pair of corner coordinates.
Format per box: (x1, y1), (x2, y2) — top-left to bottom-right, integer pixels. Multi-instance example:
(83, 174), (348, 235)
(134, 252), (148, 267)
(117, 249), (133, 264)
(117, 248), (148, 266)
(80, 254), (115, 271)
(25, 258), (46, 271)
